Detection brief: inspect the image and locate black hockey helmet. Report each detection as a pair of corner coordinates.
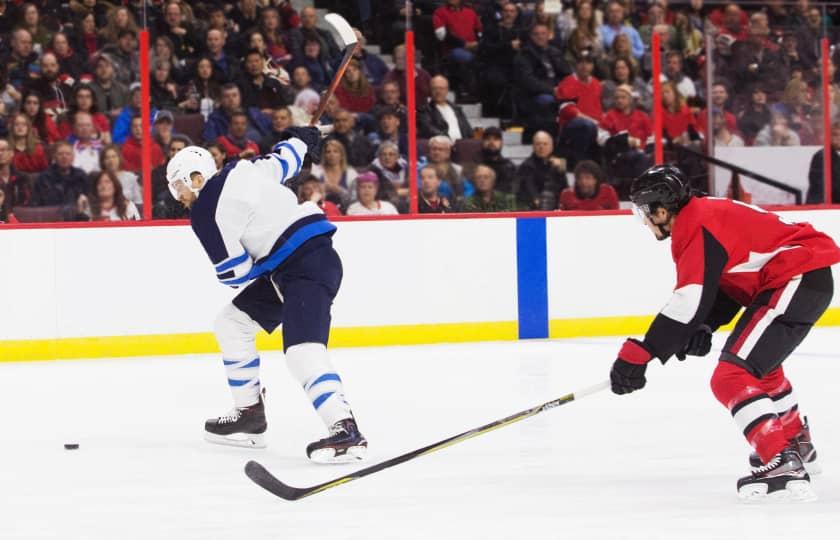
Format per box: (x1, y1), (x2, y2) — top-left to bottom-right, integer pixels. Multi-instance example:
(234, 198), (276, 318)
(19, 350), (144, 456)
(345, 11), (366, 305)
(629, 164), (692, 217)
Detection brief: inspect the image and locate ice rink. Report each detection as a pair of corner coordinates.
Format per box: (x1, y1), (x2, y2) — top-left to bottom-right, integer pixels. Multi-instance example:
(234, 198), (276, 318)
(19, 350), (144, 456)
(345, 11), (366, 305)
(2, 329), (838, 540)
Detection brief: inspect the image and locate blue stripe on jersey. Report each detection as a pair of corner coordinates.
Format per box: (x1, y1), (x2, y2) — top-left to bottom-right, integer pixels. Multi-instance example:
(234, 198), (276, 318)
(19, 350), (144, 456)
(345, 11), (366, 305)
(190, 162), (238, 265)
(272, 153), (289, 180)
(276, 142), (302, 175)
(215, 252), (249, 273)
(221, 216), (337, 286)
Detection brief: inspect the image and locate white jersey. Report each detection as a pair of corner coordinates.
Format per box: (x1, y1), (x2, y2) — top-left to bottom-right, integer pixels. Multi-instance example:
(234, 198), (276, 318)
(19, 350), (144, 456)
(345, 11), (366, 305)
(190, 138), (336, 288)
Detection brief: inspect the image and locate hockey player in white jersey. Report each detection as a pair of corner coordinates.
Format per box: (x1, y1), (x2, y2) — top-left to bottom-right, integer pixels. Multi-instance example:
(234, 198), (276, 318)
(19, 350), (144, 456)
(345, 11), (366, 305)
(166, 126), (366, 463)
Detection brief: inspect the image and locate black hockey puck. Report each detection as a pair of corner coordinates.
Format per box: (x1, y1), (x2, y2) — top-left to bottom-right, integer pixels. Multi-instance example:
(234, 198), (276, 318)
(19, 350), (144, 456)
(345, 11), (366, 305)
(64, 443), (79, 450)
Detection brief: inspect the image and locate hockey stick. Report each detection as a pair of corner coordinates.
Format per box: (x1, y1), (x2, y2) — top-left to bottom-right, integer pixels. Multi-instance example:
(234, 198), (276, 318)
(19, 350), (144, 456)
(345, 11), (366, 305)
(309, 13), (358, 126)
(244, 380), (610, 501)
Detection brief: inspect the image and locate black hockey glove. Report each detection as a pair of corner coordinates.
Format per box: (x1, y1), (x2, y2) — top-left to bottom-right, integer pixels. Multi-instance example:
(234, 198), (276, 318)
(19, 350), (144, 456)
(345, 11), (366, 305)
(610, 339), (653, 395)
(277, 126), (322, 163)
(675, 325), (713, 361)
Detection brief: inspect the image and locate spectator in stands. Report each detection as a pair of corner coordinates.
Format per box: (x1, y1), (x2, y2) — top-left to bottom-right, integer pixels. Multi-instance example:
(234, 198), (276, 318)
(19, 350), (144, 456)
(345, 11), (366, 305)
(779, 32), (810, 77)
(0, 138), (29, 211)
(712, 3), (747, 42)
(675, 10), (704, 69)
(153, 110), (180, 153)
(49, 32), (85, 81)
(512, 22), (571, 125)
(0, 0), (17, 35)
(113, 83), (142, 145)
(230, 0), (260, 35)
(290, 88), (320, 125)
(0, 189), (17, 223)
(298, 174), (341, 217)
(18, 3), (51, 50)
(432, 0), (482, 100)
(70, 0), (110, 28)
(556, 48), (602, 167)
(202, 83), (271, 143)
(600, 84), (652, 180)
(806, 122), (840, 204)
(7, 113), (48, 174)
(426, 134), (472, 209)
(729, 11), (785, 96)
(59, 84), (112, 144)
(295, 36), (335, 92)
(101, 29), (139, 87)
(24, 53), (73, 118)
(152, 136), (191, 219)
(480, 127), (516, 195)
(737, 85), (772, 143)
(795, 7), (822, 71)
(773, 78), (817, 144)
(417, 75), (472, 141)
(697, 81), (737, 137)
(602, 57), (651, 113)
(151, 35), (187, 86)
(600, 1), (644, 59)
(754, 113), (801, 146)
(21, 91), (61, 145)
(101, 5), (139, 44)
(4, 29), (38, 91)
(565, 26), (606, 78)
(658, 51), (697, 99)
(712, 110), (744, 147)
(258, 7), (295, 66)
(68, 112), (103, 175)
(346, 171), (399, 216)
(156, 0), (199, 59)
(32, 141), (87, 208)
(290, 6), (341, 63)
(205, 29), (240, 84)
(259, 107), (294, 154)
(291, 65), (314, 96)
(77, 170), (141, 221)
(463, 164), (514, 212)
(98, 146), (141, 211)
(368, 106), (407, 156)
(207, 142), (226, 170)
(516, 130), (566, 210)
(70, 11), (102, 58)
(558, 1), (602, 50)
(477, 1), (525, 116)
(370, 141), (409, 209)
(418, 165), (452, 213)
(217, 111), (261, 161)
(559, 160), (619, 210)
(310, 138), (356, 211)
(150, 59), (180, 111)
(327, 109), (375, 168)
(371, 81), (408, 126)
(383, 44), (432, 107)
(661, 81), (698, 144)
(179, 57), (222, 115)
(238, 49), (293, 112)
(335, 59), (377, 116)
(90, 54), (129, 118)
(352, 29), (389, 87)
(205, 5), (237, 52)
(639, 2), (678, 52)
(122, 115), (165, 173)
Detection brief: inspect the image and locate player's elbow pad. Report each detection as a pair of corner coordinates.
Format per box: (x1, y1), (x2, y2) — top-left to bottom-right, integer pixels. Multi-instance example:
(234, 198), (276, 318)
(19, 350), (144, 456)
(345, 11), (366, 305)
(215, 253), (254, 288)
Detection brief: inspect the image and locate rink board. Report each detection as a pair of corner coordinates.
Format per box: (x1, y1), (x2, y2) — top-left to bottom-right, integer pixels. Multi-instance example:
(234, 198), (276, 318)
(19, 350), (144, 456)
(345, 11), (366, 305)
(2, 210), (840, 361)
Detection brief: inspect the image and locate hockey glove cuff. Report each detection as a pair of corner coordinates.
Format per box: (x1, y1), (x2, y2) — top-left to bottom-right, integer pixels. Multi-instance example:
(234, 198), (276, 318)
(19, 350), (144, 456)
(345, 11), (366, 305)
(610, 339), (653, 395)
(675, 325), (713, 361)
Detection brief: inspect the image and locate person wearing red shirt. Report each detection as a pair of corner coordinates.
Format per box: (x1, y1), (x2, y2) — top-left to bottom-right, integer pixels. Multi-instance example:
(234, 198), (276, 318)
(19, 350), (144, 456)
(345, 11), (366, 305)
(696, 81), (737, 136)
(555, 49), (602, 167)
(8, 113), (49, 174)
(216, 112), (261, 161)
(710, 3), (748, 41)
(122, 115), (165, 173)
(433, 0), (482, 99)
(600, 84), (652, 183)
(661, 81), (698, 142)
(333, 59), (376, 114)
(559, 160), (618, 211)
(610, 165), (840, 501)
(57, 84), (112, 144)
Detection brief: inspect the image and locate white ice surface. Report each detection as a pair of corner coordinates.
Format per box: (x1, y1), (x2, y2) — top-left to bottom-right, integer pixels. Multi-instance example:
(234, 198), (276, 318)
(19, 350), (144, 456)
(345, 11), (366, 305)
(2, 329), (839, 540)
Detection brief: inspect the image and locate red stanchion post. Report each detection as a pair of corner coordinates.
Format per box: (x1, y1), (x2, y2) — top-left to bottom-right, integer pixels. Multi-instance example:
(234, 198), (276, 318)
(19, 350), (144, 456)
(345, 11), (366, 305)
(139, 30), (152, 220)
(652, 32), (663, 165)
(822, 38), (832, 205)
(406, 14), (418, 214)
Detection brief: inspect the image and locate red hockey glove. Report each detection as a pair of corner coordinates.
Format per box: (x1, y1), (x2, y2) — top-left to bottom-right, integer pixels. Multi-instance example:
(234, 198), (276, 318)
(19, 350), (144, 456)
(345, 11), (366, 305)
(610, 339), (653, 395)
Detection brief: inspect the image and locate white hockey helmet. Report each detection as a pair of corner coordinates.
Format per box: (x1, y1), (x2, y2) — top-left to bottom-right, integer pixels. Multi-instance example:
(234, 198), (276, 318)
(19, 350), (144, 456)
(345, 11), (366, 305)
(166, 146), (217, 200)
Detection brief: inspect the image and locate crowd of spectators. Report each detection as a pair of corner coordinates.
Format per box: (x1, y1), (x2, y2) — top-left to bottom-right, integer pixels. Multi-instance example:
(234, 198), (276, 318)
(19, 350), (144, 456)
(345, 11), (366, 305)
(2, 0), (840, 225)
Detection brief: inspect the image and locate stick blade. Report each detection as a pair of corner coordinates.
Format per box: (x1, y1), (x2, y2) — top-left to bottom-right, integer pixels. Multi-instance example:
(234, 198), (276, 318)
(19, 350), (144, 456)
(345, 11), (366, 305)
(244, 460), (307, 501)
(324, 13), (357, 48)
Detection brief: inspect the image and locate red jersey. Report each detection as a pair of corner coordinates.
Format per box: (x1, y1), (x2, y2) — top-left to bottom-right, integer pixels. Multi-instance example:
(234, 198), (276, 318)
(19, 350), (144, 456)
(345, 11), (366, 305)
(432, 5), (482, 44)
(555, 74), (603, 127)
(216, 135), (260, 160)
(641, 197), (840, 362)
(662, 104), (696, 139)
(559, 184), (619, 211)
(600, 109), (652, 142)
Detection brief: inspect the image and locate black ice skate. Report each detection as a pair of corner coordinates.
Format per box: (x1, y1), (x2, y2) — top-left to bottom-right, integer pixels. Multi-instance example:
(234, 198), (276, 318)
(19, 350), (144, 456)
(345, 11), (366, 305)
(306, 418), (367, 464)
(204, 392), (267, 448)
(737, 446), (815, 502)
(749, 417), (820, 474)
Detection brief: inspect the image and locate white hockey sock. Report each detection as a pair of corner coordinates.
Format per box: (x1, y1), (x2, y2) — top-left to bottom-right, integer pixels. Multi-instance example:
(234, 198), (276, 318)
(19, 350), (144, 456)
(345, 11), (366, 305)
(286, 343), (353, 428)
(215, 303), (262, 408)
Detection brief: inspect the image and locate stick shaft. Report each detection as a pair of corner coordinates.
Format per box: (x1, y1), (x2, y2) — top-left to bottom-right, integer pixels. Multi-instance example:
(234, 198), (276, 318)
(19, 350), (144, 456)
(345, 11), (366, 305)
(309, 47), (356, 126)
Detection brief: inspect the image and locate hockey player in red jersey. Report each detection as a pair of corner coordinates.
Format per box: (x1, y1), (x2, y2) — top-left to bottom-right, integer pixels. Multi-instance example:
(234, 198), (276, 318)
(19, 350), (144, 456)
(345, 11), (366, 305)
(610, 164), (840, 501)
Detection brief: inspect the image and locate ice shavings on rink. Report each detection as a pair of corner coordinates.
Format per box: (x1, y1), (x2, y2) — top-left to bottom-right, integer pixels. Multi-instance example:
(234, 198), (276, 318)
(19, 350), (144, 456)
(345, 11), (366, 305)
(1, 329), (839, 540)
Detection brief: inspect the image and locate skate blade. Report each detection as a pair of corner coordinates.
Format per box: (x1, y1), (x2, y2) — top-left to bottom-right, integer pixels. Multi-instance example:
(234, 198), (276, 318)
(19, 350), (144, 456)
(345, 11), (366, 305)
(204, 431), (266, 449)
(738, 480), (817, 503)
(308, 445), (367, 464)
